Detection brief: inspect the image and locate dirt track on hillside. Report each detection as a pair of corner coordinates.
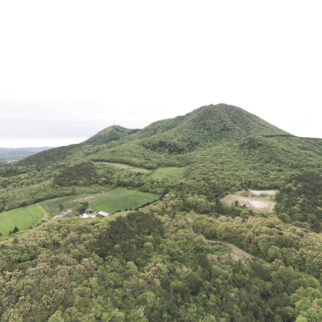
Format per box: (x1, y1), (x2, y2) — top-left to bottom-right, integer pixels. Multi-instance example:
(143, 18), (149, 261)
(187, 217), (254, 264)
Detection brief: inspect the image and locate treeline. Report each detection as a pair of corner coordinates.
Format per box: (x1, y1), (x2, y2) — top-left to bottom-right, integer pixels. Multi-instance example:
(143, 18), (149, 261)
(1, 211), (321, 321)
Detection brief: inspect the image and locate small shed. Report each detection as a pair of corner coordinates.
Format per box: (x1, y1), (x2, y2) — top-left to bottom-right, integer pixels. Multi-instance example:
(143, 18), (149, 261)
(97, 211), (110, 217)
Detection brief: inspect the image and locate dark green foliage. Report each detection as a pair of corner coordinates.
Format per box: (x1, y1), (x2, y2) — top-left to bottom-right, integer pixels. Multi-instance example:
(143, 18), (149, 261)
(54, 162), (98, 186)
(97, 212), (164, 261)
(9, 225), (19, 235)
(77, 202), (89, 214)
(275, 172), (322, 232)
(21, 144), (81, 165)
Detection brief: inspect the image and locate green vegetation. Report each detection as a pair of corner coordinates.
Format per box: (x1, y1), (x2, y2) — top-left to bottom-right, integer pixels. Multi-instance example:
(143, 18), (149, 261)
(95, 161), (152, 173)
(54, 162), (98, 186)
(40, 193), (100, 216)
(275, 172), (322, 232)
(85, 125), (138, 145)
(0, 104), (321, 321)
(40, 188), (160, 215)
(151, 167), (186, 179)
(91, 188), (160, 213)
(0, 204), (46, 235)
(0, 210), (321, 321)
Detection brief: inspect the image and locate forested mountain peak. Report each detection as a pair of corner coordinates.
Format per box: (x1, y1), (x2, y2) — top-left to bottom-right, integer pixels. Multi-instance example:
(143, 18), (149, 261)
(21, 104), (293, 164)
(184, 103), (288, 137)
(85, 125), (139, 145)
(138, 104), (289, 153)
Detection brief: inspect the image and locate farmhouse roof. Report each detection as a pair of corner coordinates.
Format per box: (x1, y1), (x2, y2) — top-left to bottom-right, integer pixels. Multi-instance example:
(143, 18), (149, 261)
(98, 211), (110, 217)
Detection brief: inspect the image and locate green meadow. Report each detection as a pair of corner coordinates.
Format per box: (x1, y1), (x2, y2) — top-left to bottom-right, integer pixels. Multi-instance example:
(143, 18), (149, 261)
(40, 193), (102, 216)
(90, 188), (160, 213)
(40, 188), (160, 216)
(151, 167), (186, 180)
(0, 204), (46, 236)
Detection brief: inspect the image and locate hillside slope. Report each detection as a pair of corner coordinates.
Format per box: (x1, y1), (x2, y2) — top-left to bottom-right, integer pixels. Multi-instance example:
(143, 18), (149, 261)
(8, 104), (321, 197)
(1, 104), (322, 321)
(21, 104), (289, 164)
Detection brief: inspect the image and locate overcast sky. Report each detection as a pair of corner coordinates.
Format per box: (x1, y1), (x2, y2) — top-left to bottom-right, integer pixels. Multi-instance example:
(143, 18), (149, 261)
(0, 0), (321, 147)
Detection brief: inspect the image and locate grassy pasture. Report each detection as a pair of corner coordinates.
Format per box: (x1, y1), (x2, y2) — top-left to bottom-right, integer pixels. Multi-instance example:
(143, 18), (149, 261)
(40, 192), (107, 216)
(151, 167), (186, 180)
(91, 188), (160, 213)
(0, 204), (46, 236)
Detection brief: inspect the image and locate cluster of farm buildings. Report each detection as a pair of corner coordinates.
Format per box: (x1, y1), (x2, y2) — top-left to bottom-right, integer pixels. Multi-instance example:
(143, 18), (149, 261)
(53, 209), (110, 220)
(79, 209), (110, 218)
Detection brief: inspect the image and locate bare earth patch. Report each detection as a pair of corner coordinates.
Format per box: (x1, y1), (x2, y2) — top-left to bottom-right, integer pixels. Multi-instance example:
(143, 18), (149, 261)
(221, 195), (275, 212)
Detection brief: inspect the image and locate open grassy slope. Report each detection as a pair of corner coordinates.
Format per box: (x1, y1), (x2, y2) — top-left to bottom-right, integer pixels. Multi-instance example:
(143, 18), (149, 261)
(40, 188), (160, 216)
(40, 193), (101, 216)
(0, 204), (46, 235)
(90, 188), (160, 213)
(151, 167), (186, 180)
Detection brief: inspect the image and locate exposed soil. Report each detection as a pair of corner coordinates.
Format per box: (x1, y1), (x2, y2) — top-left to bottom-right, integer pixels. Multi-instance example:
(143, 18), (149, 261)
(221, 195), (275, 212)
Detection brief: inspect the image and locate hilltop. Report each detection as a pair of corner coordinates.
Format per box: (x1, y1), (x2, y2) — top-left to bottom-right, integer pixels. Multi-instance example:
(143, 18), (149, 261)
(21, 104), (292, 164)
(85, 125), (139, 145)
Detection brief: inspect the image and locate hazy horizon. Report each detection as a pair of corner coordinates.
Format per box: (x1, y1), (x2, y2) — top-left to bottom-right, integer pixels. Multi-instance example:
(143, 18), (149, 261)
(1, 1), (322, 147)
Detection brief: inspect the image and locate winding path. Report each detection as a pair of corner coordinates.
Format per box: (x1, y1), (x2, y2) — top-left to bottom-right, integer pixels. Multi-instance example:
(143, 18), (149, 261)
(187, 216), (254, 264)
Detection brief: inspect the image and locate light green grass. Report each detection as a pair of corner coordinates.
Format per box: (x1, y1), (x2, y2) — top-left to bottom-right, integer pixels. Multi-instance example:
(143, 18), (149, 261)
(40, 193), (102, 216)
(90, 188), (160, 213)
(151, 167), (186, 180)
(0, 204), (46, 236)
(95, 161), (151, 173)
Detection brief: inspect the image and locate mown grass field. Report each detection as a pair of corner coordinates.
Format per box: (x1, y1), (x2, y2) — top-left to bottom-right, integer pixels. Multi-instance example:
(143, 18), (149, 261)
(0, 204), (46, 236)
(90, 188), (160, 213)
(151, 167), (186, 179)
(40, 193), (101, 216)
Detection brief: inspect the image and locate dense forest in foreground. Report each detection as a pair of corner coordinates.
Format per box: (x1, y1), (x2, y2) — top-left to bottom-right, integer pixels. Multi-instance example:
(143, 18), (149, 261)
(0, 104), (321, 321)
